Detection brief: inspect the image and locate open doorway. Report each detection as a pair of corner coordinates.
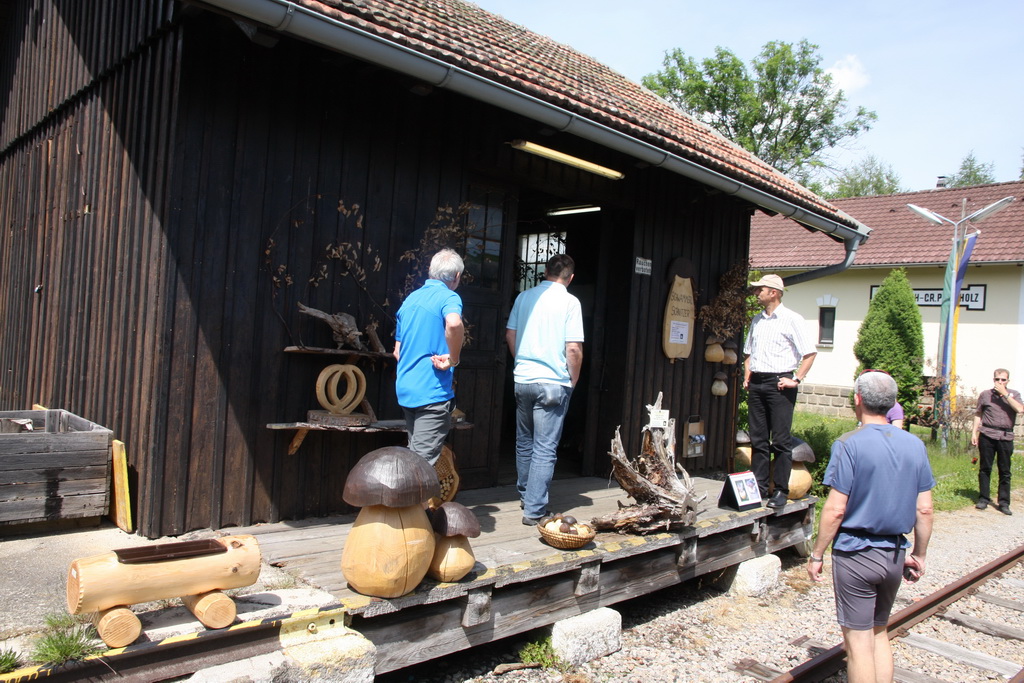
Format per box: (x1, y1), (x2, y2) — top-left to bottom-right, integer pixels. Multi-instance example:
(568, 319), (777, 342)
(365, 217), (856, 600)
(498, 187), (604, 485)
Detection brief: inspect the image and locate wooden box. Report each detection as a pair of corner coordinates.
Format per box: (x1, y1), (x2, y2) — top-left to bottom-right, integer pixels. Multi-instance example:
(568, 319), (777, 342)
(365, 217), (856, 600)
(0, 409), (113, 527)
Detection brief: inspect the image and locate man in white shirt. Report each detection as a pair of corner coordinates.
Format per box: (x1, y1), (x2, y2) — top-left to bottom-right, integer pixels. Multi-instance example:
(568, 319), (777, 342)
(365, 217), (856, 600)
(743, 274), (816, 508)
(506, 254), (585, 525)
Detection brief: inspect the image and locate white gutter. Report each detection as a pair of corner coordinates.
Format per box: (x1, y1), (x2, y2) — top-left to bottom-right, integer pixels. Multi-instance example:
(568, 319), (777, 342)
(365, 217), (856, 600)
(190, 0), (870, 275)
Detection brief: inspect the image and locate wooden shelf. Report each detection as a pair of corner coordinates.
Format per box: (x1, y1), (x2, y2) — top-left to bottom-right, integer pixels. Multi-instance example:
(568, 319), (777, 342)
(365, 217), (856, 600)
(267, 419), (472, 455)
(283, 346), (393, 360)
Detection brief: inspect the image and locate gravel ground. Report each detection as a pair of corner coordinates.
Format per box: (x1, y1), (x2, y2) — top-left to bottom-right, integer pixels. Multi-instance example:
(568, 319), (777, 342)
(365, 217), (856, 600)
(381, 489), (1024, 683)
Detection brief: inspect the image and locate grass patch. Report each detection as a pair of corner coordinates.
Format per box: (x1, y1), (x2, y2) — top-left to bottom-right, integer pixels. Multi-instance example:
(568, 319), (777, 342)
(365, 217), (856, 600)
(29, 614), (102, 667)
(0, 648), (22, 674)
(518, 636), (569, 673)
(791, 410), (1022, 514)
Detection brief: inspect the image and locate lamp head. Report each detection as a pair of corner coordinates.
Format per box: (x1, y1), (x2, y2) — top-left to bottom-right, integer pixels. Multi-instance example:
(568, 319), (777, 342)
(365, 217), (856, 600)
(906, 203), (947, 225)
(965, 196), (1014, 224)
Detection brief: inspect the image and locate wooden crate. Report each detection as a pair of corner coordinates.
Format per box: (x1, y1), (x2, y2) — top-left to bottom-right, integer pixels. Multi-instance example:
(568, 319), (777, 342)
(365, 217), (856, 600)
(0, 409), (113, 526)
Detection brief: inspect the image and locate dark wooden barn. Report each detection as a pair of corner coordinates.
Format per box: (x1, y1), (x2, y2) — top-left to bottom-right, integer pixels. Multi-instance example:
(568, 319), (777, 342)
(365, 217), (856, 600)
(0, 0), (870, 538)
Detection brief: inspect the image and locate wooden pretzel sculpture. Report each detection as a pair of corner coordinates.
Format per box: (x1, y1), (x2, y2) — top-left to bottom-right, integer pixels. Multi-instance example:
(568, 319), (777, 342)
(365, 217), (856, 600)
(315, 363), (367, 416)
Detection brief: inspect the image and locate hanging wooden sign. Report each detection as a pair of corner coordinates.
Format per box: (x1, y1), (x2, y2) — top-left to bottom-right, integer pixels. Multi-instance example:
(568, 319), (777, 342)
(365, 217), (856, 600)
(663, 274), (696, 362)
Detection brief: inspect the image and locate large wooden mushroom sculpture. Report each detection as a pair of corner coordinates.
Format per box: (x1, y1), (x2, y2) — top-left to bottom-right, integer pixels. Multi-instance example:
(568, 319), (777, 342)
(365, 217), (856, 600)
(427, 502), (481, 582)
(340, 446), (440, 598)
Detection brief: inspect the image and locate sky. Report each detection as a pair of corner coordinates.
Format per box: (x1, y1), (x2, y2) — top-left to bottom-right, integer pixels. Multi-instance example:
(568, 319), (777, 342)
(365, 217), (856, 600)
(473, 0), (1024, 193)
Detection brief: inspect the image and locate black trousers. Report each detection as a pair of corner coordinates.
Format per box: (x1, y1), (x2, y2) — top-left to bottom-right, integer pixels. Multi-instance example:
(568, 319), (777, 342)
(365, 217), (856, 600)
(747, 380), (798, 496)
(978, 432), (1013, 507)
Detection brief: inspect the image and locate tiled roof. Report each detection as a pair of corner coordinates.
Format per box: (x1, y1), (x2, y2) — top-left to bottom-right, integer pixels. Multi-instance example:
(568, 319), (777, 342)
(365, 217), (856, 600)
(294, 0), (857, 231)
(751, 181), (1024, 268)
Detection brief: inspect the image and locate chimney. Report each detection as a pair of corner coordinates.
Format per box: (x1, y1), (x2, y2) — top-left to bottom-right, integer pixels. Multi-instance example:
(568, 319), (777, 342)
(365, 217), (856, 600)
(936, 176), (948, 188)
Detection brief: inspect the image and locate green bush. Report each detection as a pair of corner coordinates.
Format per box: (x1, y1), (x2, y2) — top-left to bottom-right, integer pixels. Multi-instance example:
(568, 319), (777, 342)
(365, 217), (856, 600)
(518, 637), (569, 672)
(852, 268), (924, 415)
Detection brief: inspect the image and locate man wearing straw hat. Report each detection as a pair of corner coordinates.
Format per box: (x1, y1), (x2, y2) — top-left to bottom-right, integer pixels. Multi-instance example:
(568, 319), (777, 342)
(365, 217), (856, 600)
(743, 274), (816, 509)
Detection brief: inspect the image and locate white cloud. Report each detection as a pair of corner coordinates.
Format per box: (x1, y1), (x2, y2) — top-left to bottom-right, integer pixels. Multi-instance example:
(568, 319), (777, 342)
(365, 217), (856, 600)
(826, 55), (870, 94)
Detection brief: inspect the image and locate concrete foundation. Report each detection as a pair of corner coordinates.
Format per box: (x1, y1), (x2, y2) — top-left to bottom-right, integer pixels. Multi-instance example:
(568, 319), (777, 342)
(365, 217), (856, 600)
(550, 606), (622, 667)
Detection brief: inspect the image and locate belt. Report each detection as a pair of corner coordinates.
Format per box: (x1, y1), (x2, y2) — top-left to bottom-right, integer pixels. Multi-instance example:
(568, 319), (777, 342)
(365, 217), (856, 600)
(982, 424), (1014, 434)
(750, 372), (793, 383)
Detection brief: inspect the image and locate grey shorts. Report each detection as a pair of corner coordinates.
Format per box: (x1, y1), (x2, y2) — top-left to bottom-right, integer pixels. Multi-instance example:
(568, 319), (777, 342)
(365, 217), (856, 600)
(832, 546), (905, 630)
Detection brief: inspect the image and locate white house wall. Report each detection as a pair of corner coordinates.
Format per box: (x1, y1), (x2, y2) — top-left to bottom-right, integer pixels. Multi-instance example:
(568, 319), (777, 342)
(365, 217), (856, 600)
(777, 264), (1024, 398)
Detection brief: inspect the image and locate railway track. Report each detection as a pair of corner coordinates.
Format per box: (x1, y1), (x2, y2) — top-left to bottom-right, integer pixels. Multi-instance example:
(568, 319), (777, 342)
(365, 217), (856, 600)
(733, 544), (1024, 682)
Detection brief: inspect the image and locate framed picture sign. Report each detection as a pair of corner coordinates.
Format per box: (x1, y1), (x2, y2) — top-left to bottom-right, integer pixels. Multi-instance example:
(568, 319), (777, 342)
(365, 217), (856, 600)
(717, 471), (762, 512)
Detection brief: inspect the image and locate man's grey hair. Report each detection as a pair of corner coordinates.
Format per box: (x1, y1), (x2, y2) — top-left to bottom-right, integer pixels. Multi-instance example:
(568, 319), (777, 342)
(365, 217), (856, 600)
(428, 249), (465, 284)
(855, 371), (897, 416)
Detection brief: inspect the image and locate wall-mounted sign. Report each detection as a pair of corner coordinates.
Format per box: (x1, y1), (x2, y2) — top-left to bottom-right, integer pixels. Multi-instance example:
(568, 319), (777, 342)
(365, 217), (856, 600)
(635, 257), (652, 275)
(663, 275), (695, 360)
(870, 284), (986, 311)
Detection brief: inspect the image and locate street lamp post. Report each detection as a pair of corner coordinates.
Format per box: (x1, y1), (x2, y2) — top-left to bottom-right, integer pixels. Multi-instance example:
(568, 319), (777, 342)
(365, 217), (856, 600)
(906, 196), (1014, 445)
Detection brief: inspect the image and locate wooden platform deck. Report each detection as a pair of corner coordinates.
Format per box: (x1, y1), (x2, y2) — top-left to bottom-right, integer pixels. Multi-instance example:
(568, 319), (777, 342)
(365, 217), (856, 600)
(216, 476), (815, 674)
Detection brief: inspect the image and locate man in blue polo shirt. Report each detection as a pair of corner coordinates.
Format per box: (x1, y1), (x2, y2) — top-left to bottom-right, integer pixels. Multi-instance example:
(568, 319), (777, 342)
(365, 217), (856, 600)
(393, 249), (464, 465)
(808, 370), (934, 683)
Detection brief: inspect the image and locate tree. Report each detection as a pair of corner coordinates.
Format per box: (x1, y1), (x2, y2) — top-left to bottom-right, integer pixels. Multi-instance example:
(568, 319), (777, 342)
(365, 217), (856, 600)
(825, 155), (904, 198)
(852, 268), (924, 418)
(642, 39), (877, 177)
(946, 151), (996, 187)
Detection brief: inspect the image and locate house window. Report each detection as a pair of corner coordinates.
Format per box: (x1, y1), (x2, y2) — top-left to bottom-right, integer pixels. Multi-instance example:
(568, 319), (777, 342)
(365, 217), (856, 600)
(818, 307), (836, 345)
(516, 231), (566, 291)
(463, 187), (505, 290)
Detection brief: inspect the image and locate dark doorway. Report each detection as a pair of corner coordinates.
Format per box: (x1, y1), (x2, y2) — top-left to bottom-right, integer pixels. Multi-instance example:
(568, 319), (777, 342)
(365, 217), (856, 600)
(498, 187), (607, 485)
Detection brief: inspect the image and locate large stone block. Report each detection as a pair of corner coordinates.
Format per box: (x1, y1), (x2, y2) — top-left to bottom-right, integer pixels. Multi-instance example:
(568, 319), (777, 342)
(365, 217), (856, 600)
(727, 554), (781, 597)
(550, 607), (622, 666)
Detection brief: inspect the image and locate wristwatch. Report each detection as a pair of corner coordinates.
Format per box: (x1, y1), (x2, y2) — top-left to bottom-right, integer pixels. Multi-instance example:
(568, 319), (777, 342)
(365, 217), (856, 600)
(809, 555), (823, 563)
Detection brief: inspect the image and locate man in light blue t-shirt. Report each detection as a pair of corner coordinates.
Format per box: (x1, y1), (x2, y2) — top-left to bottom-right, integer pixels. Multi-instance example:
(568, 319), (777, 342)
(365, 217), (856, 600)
(393, 249), (464, 465)
(808, 371), (934, 682)
(506, 254), (584, 525)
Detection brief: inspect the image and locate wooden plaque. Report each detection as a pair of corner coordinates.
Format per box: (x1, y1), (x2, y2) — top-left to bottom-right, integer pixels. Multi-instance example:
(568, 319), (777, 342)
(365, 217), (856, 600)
(663, 275), (696, 360)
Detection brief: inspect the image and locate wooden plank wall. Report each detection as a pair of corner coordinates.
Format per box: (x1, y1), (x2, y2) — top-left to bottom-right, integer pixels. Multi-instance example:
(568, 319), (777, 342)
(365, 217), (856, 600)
(0, 4), (754, 537)
(618, 170), (751, 473)
(0, 0), (179, 532)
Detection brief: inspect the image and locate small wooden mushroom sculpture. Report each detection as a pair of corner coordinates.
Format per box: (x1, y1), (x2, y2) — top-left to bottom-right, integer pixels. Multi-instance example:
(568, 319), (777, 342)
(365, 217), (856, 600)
(426, 502), (481, 582)
(340, 446), (440, 598)
(721, 339), (738, 365)
(734, 430), (752, 471)
(788, 437), (816, 499)
(704, 336), (725, 363)
(711, 371), (729, 396)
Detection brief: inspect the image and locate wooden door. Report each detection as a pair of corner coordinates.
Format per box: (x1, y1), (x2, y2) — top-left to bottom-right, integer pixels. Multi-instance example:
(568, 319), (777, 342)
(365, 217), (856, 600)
(447, 186), (517, 487)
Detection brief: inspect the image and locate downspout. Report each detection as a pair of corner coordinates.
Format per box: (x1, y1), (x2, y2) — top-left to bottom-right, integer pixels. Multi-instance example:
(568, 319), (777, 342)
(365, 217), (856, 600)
(191, 0), (871, 267)
(781, 228), (862, 287)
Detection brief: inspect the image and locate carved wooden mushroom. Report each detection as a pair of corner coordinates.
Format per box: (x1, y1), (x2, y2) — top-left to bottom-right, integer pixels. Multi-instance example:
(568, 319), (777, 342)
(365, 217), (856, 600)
(788, 437), (816, 499)
(721, 339), (738, 365)
(704, 336), (725, 363)
(426, 502), (481, 582)
(711, 371), (729, 396)
(340, 446), (440, 598)
(734, 430), (752, 471)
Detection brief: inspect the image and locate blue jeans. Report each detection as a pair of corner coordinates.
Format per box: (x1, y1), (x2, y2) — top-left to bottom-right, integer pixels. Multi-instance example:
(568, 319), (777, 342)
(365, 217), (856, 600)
(514, 382), (572, 519)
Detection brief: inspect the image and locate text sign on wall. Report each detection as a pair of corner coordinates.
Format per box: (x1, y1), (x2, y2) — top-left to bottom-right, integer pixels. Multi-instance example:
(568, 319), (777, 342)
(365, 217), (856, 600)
(635, 257), (652, 275)
(870, 284), (986, 311)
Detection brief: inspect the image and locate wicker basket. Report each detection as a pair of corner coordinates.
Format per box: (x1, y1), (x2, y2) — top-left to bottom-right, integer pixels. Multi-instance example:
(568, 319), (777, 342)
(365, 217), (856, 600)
(537, 524), (596, 550)
(434, 445), (460, 503)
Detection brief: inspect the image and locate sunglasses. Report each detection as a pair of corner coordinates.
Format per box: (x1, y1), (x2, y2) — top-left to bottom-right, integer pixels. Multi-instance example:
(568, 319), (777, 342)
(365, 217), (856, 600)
(994, 378), (1009, 382)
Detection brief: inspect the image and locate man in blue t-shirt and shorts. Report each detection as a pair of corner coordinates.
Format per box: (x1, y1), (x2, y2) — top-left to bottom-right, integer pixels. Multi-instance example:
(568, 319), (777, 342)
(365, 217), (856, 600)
(393, 249), (464, 465)
(808, 370), (934, 683)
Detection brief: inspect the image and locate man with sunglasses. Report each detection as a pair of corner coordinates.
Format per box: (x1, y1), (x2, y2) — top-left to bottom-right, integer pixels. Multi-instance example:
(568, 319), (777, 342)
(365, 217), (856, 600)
(971, 369), (1023, 515)
(744, 274), (816, 508)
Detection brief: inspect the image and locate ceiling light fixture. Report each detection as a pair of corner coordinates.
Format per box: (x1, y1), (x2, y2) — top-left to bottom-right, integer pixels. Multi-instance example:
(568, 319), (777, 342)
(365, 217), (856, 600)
(510, 140), (625, 180)
(546, 205), (602, 217)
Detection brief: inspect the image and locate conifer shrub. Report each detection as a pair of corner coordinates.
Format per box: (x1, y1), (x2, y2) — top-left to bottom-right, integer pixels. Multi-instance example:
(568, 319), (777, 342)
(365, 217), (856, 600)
(852, 268), (924, 416)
